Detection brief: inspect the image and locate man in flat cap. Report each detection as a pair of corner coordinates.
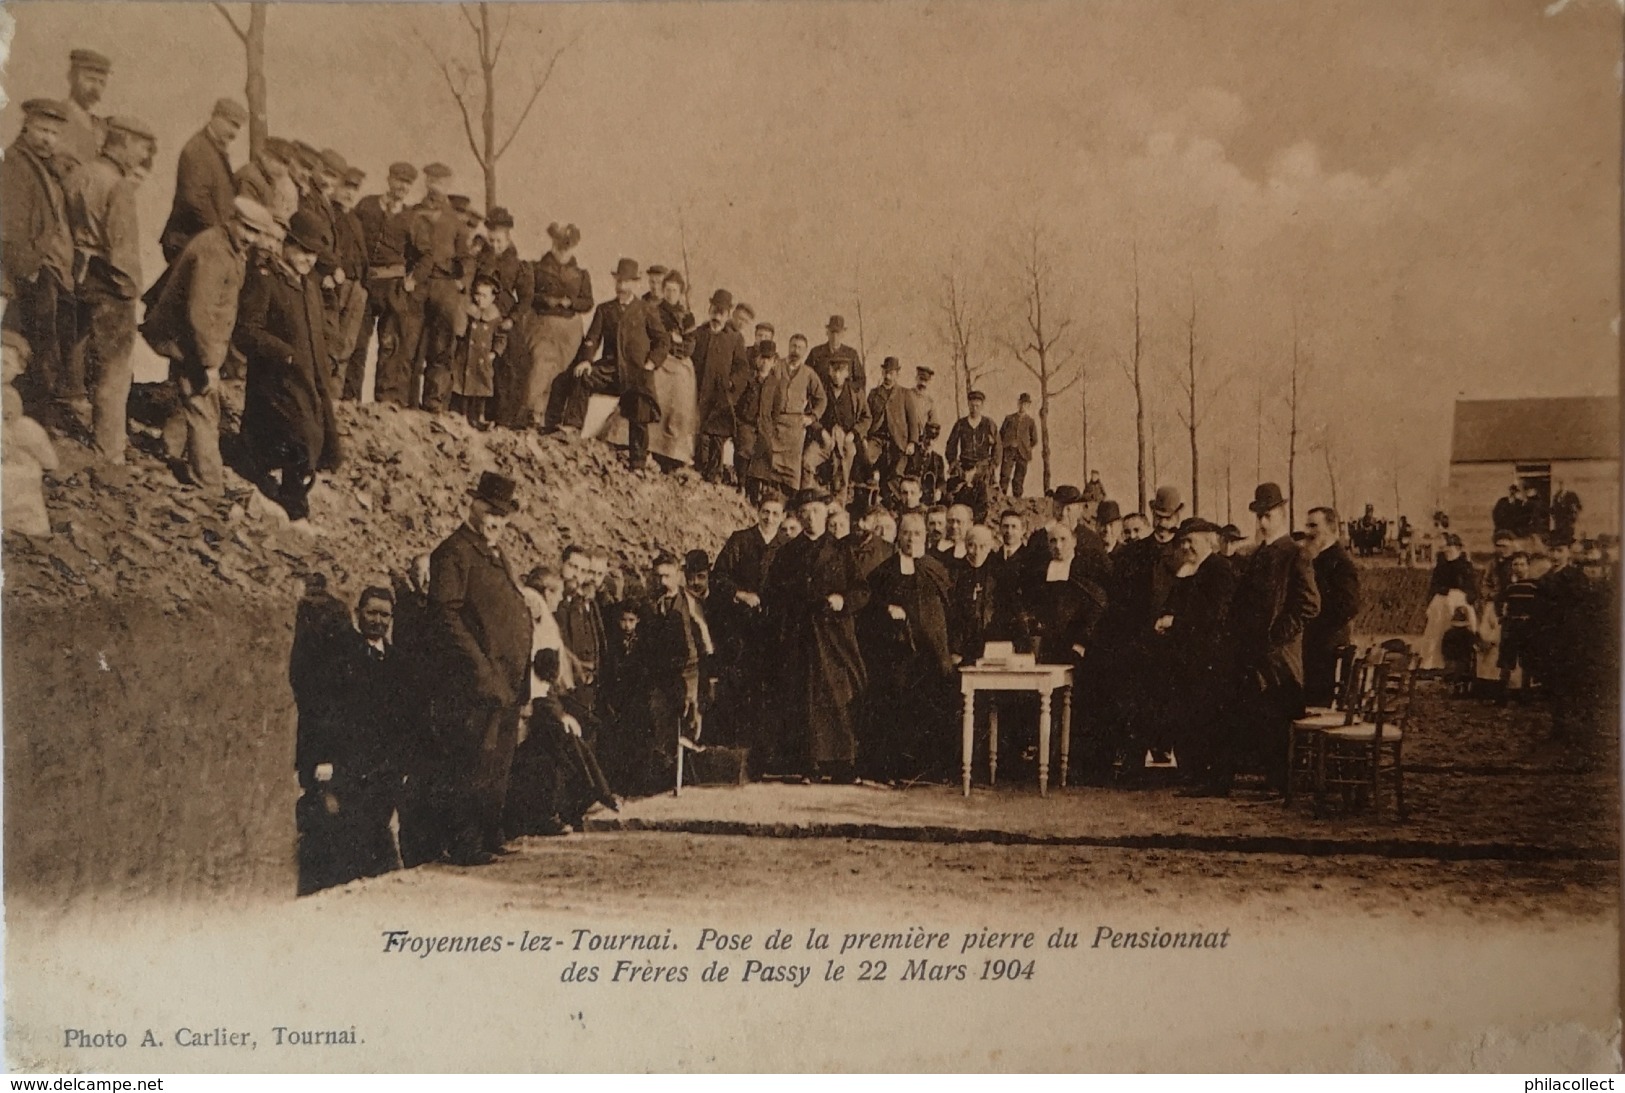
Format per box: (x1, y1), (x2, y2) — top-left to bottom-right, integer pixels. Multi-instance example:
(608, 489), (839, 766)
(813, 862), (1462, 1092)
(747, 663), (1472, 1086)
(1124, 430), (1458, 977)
(806, 313), (866, 394)
(61, 49), (111, 168)
(643, 264), (669, 305)
(160, 98), (246, 264)
(63, 114), (154, 461)
(1, 100), (76, 419)
(863, 355), (904, 495)
(945, 388), (999, 508)
(689, 288), (750, 483)
(325, 165), (372, 389)
(998, 392), (1038, 498)
(236, 136), (299, 228)
(883, 365), (940, 496)
(346, 161), (417, 403)
(749, 334), (827, 494)
(407, 162), (469, 412)
(141, 196), (275, 491)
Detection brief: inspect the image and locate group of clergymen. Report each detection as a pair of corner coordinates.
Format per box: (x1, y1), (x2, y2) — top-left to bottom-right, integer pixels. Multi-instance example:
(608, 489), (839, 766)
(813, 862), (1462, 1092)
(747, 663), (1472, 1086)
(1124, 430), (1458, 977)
(0, 50), (1051, 533)
(290, 459), (1372, 890)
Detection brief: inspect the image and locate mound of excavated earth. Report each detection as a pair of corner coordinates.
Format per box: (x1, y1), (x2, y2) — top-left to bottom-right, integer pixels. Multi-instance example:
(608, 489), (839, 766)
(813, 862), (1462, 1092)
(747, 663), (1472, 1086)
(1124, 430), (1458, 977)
(3, 384), (755, 609)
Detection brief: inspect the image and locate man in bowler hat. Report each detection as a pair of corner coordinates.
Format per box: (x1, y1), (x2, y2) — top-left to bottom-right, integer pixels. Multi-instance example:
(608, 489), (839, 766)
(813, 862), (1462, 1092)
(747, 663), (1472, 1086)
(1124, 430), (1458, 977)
(1193, 482), (1320, 796)
(428, 472), (534, 864)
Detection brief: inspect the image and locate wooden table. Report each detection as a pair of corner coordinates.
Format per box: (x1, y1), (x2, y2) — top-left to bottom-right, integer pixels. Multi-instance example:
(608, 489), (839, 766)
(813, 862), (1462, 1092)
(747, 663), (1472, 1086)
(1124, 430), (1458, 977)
(958, 663), (1074, 797)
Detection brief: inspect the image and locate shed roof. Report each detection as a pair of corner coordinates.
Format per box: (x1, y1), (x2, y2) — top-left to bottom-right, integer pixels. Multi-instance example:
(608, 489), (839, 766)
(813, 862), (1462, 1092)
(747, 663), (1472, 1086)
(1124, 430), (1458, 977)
(1450, 397), (1619, 463)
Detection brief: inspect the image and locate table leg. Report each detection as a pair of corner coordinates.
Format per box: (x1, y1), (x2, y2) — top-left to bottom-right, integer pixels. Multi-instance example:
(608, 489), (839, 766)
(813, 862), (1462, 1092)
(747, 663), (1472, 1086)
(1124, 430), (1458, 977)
(989, 698), (999, 787)
(1060, 684), (1073, 789)
(961, 687), (975, 798)
(1038, 688), (1052, 797)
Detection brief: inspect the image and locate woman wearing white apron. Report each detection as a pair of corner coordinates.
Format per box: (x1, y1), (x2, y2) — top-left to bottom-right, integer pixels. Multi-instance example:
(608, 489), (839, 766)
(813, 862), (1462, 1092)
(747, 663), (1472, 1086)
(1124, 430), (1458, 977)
(1420, 533), (1479, 671)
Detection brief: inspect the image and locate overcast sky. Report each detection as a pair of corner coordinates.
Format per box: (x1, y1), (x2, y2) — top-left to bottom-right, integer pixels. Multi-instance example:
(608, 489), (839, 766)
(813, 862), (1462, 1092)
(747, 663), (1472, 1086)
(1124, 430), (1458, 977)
(3, 0), (1619, 522)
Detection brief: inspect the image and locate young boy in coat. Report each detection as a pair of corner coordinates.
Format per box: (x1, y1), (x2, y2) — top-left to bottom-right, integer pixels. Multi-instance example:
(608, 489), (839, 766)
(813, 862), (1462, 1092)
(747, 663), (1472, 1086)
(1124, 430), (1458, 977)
(450, 274), (505, 429)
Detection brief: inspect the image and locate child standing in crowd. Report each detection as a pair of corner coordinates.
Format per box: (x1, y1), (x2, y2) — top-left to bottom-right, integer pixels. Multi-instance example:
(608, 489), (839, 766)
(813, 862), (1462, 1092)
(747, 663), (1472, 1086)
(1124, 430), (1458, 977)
(1496, 552), (1539, 703)
(1441, 604), (1480, 696)
(449, 275), (505, 429)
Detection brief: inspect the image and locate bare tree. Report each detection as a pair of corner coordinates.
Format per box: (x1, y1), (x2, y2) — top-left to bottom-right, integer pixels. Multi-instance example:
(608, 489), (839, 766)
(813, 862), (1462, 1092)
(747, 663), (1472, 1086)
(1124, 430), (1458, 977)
(212, 3), (268, 159)
(1170, 285), (1226, 516)
(1116, 241), (1149, 514)
(1316, 424), (1342, 516)
(1285, 309), (1311, 528)
(413, 3), (581, 211)
(1391, 466), (1403, 523)
(936, 263), (999, 423)
(1006, 224), (1084, 496)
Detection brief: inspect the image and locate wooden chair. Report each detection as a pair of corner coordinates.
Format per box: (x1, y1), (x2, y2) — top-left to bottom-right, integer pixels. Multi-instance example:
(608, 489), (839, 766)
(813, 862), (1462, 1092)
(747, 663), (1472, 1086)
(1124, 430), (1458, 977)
(1317, 645), (1417, 819)
(1285, 644), (1365, 805)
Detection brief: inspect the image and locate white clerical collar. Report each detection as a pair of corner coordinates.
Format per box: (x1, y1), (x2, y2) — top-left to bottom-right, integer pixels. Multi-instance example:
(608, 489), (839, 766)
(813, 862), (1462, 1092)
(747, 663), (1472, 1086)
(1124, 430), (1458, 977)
(1046, 558), (1071, 582)
(900, 554), (917, 575)
(367, 638), (387, 654)
(759, 525), (777, 545)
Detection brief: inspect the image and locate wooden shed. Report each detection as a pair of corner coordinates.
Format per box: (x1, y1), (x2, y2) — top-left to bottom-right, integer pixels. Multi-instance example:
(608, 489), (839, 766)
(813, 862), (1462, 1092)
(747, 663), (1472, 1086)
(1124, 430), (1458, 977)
(1446, 396), (1619, 549)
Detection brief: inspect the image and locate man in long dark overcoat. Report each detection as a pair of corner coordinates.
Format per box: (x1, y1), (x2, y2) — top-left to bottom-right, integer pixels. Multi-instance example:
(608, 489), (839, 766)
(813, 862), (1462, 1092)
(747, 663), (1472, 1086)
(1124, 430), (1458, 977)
(708, 490), (786, 753)
(428, 473), (534, 865)
(1303, 505), (1360, 708)
(1199, 482), (1321, 796)
(761, 487), (870, 781)
(233, 207), (342, 522)
(691, 288), (750, 483)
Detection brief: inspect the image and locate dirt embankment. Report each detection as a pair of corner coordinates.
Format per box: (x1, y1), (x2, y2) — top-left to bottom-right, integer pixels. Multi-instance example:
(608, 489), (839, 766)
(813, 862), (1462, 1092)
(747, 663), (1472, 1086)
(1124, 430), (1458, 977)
(6, 391), (756, 610)
(2, 390), (756, 903)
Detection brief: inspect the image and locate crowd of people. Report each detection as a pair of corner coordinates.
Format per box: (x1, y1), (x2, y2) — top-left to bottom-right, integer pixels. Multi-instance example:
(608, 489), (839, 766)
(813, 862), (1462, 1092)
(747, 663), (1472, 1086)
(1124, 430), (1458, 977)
(1, 51), (1058, 527)
(288, 460), (1407, 889)
(3, 54), (1616, 897)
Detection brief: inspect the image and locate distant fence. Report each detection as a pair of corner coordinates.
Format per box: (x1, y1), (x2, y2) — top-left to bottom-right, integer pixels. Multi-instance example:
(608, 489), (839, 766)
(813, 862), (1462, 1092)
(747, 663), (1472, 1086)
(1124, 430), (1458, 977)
(4, 594), (298, 904)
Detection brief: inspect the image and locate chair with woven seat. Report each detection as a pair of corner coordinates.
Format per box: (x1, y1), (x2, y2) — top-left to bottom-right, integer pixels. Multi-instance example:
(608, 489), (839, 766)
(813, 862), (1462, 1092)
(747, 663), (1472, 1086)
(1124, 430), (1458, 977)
(1285, 643), (1365, 805)
(1318, 645), (1418, 819)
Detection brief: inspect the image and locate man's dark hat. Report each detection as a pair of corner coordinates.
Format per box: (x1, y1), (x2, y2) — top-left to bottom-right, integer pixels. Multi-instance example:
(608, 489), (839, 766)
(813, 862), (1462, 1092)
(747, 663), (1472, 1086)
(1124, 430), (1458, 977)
(1150, 485), (1185, 517)
(318, 148), (348, 176)
(21, 99), (71, 123)
(1547, 533), (1574, 549)
(1052, 485), (1084, 507)
(1176, 517), (1222, 538)
(341, 167), (366, 187)
(646, 264), (668, 278)
(387, 161), (418, 183)
(967, 389), (985, 402)
(470, 471), (519, 515)
(1096, 499), (1122, 525)
(485, 206), (514, 229)
(1248, 482), (1287, 515)
(915, 365), (935, 379)
(448, 194), (471, 213)
(1018, 392), (1032, 404)
(1220, 523), (1244, 542)
(683, 549), (711, 576)
(882, 356), (902, 373)
(756, 339), (778, 359)
(284, 208), (331, 255)
(826, 314), (846, 333)
(1492, 529), (1515, 543)
(547, 221), (580, 248)
(421, 162), (453, 181)
(70, 48), (111, 73)
(791, 486), (832, 509)
(612, 257), (641, 282)
(709, 288), (734, 312)
(292, 140), (321, 167)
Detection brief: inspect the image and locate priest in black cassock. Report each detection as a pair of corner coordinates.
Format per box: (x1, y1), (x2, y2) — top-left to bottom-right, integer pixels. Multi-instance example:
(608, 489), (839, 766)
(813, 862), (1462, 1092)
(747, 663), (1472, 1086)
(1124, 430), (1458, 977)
(861, 511), (956, 783)
(708, 489), (787, 753)
(762, 487), (870, 781)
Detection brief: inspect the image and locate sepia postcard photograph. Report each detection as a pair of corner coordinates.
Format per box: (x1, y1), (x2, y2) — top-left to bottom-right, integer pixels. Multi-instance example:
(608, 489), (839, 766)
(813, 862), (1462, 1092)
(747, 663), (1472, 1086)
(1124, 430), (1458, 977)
(0, 0), (1620, 1075)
